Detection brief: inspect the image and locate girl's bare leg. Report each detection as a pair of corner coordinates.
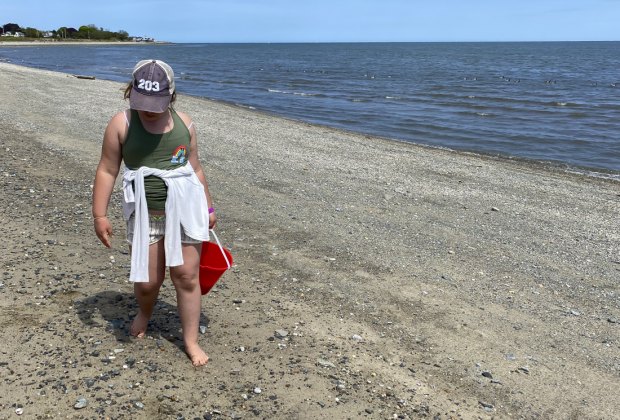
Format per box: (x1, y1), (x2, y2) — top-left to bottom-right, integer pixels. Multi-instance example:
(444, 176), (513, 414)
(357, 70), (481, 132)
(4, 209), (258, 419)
(170, 243), (208, 366)
(130, 240), (166, 337)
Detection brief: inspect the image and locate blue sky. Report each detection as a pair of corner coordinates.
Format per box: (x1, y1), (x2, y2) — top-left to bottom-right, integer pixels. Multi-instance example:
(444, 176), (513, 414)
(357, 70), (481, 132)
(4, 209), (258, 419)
(3, 0), (618, 43)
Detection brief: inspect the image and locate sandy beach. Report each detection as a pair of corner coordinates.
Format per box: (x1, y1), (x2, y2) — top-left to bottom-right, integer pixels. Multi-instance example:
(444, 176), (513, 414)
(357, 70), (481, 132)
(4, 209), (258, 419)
(0, 61), (618, 419)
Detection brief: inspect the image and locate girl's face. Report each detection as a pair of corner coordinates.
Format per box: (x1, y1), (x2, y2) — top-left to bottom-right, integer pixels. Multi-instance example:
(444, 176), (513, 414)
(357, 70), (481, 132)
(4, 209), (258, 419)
(138, 110), (168, 122)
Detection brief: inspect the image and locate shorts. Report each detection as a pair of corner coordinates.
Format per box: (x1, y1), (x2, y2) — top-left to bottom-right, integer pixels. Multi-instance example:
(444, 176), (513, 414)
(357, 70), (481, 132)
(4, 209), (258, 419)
(126, 213), (201, 245)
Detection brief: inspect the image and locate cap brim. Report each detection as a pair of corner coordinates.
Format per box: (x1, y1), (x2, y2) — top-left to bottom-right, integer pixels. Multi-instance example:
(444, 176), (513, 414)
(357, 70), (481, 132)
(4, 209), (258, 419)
(129, 87), (171, 113)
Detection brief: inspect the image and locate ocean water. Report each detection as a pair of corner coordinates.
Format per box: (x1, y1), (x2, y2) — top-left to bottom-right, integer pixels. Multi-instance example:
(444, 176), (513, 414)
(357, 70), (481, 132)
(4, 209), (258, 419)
(1, 42), (619, 175)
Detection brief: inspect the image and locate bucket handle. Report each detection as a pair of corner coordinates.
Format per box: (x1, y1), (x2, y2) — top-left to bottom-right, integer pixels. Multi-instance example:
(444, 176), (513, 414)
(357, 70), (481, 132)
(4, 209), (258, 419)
(209, 229), (231, 269)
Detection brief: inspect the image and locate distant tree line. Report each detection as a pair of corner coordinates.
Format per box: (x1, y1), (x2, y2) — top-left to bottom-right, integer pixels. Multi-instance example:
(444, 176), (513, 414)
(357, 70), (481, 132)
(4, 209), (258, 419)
(1, 22), (130, 40)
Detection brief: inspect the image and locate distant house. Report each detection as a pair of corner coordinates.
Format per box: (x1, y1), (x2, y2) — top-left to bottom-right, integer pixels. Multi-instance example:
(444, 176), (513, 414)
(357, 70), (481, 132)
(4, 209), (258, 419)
(1, 31), (26, 37)
(43, 31), (54, 38)
(130, 36), (155, 42)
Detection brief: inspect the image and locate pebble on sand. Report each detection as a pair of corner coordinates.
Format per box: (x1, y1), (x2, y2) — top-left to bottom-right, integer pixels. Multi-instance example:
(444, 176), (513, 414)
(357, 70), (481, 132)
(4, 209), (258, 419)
(74, 397), (88, 409)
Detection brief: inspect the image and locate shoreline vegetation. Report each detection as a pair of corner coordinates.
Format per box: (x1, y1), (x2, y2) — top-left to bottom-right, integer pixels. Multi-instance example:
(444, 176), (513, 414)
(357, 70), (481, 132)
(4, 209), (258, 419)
(0, 39), (171, 46)
(1, 22), (131, 41)
(0, 61), (619, 418)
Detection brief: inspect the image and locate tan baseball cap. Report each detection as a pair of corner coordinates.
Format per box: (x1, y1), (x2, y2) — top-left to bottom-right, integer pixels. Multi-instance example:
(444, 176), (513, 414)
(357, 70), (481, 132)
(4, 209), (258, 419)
(129, 59), (175, 113)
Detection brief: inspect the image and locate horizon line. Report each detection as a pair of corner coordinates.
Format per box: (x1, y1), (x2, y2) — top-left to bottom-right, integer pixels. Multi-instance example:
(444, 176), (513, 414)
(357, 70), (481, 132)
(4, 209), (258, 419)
(164, 40), (620, 45)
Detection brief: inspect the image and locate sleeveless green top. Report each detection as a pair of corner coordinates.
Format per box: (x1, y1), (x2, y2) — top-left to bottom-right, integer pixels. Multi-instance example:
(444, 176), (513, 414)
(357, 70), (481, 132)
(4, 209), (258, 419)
(122, 109), (191, 210)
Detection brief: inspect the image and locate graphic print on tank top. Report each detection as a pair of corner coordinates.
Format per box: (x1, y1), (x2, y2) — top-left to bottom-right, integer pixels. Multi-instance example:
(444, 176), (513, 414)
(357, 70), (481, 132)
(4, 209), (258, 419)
(171, 145), (187, 164)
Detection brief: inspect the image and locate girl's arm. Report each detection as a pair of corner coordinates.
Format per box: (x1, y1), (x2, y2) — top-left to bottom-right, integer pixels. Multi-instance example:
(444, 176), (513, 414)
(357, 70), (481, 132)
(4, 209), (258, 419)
(183, 113), (216, 229)
(92, 112), (125, 247)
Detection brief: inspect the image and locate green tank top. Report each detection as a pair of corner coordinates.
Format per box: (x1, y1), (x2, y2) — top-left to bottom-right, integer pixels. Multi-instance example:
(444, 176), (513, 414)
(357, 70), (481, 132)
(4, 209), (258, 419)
(122, 109), (191, 210)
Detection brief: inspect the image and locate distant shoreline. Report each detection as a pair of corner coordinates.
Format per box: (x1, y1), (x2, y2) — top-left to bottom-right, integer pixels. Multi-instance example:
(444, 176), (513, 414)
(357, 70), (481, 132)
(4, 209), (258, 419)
(0, 40), (171, 46)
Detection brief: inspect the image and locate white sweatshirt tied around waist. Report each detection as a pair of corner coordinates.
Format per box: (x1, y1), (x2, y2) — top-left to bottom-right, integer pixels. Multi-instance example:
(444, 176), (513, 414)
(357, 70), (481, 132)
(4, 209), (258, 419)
(122, 165), (210, 282)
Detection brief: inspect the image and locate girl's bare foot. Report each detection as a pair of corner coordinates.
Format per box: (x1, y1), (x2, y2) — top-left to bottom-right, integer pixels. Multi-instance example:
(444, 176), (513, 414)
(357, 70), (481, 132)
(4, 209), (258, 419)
(129, 311), (149, 338)
(185, 343), (209, 367)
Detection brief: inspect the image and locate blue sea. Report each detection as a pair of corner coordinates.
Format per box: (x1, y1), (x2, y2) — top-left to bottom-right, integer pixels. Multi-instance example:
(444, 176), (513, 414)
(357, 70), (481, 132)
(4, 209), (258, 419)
(1, 42), (619, 175)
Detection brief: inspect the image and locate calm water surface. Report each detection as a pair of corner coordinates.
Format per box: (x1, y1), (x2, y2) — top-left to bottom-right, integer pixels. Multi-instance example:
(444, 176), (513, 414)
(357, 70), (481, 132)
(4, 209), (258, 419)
(1, 42), (618, 175)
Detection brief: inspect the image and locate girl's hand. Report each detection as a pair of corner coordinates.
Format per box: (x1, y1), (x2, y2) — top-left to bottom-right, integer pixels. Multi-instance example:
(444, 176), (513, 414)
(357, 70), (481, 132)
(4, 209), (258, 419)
(94, 217), (113, 248)
(209, 212), (217, 229)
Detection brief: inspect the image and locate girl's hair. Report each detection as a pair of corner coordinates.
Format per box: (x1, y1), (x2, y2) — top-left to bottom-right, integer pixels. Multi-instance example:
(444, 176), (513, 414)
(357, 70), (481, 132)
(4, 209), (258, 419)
(123, 82), (177, 107)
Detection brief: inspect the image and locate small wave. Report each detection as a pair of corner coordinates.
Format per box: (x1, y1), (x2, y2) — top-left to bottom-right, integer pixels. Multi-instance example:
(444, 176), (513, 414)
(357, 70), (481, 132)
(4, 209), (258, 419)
(179, 74), (205, 81)
(351, 98), (370, 103)
(293, 92), (322, 97)
(385, 96), (402, 100)
(267, 88), (323, 97)
(476, 112), (491, 117)
(547, 101), (579, 107)
(217, 79), (242, 85)
(566, 169), (620, 182)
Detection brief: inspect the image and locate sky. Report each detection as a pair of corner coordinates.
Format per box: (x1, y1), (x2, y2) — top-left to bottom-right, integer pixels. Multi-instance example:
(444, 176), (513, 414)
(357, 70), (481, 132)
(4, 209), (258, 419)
(2, 0), (619, 43)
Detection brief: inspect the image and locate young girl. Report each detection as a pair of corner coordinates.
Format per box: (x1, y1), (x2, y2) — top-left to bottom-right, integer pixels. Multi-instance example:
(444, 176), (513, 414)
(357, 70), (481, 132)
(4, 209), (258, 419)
(92, 59), (216, 367)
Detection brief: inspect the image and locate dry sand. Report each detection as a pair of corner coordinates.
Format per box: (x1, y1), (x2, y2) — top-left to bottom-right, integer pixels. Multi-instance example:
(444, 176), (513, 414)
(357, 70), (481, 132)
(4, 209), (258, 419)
(0, 61), (618, 419)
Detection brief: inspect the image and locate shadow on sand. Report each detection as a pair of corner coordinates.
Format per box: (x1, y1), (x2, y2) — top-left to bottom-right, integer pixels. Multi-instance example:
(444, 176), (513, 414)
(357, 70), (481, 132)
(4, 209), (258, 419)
(74, 289), (211, 354)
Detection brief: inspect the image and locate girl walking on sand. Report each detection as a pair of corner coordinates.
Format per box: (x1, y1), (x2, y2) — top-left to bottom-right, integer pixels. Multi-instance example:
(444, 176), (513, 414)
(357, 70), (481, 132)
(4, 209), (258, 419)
(92, 59), (216, 367)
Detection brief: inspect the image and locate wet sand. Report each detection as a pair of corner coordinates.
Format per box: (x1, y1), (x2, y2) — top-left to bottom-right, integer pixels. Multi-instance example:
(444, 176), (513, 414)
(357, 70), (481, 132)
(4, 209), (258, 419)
(0, 61), (618, 419)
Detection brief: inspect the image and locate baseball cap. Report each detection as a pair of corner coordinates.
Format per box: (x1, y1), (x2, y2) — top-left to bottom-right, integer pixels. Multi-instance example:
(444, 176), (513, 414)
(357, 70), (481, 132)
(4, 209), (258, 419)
(129, 59), (175, 113)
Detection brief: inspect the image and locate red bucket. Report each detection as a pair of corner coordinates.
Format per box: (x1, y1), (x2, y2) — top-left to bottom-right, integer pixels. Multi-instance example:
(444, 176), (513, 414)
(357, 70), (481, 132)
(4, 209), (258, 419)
(199, 232), (233, 295)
